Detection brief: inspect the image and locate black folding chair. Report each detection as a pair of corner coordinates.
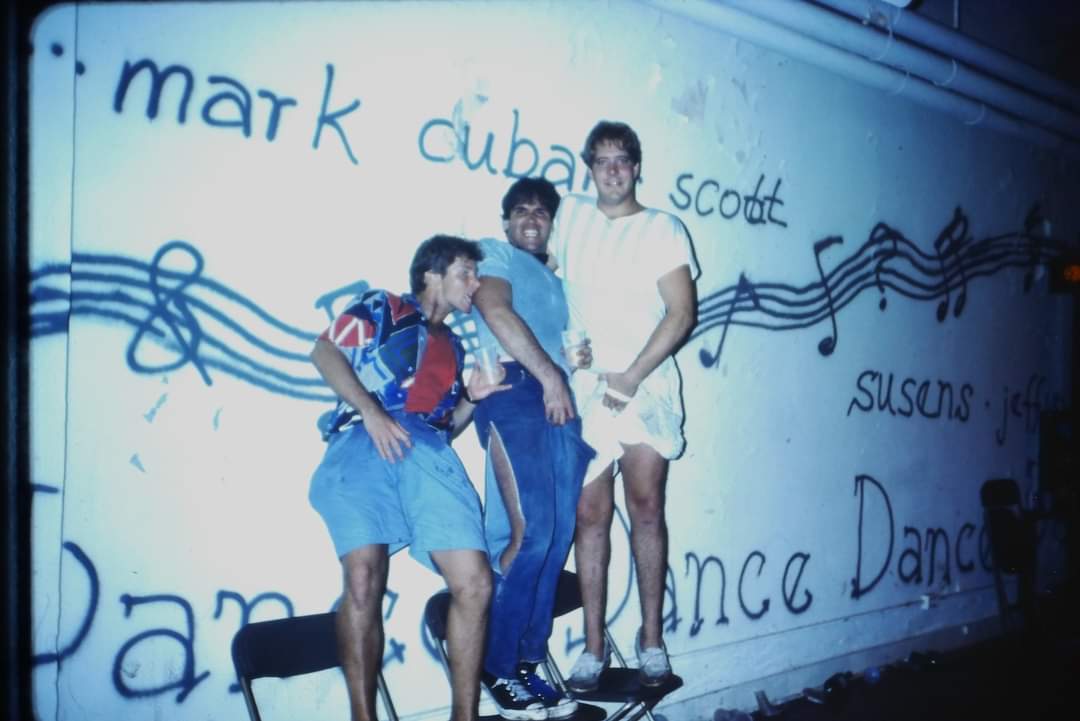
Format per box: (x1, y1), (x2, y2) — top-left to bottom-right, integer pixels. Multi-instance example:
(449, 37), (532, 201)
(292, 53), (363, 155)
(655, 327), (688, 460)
(231, 611), (398, 721)
(980, 478), (1038, 635)
(422, 591), (456, 685)
(423, 590), (606, 721)
(541, 571), (682, 721)
(423, 592), (503, 721)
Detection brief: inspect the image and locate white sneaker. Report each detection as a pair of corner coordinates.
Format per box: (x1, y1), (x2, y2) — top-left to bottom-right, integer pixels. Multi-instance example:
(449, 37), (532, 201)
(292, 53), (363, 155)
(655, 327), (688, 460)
(566, 641), (610, 693)
(635, 630), (671, 687)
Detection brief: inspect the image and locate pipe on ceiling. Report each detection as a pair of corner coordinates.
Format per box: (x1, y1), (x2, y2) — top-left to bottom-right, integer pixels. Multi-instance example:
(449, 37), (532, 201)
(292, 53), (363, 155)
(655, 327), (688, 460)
(725, 0), (1080, 141)
(814, 0), (1080, 112)
(639, 0), (1080, 156)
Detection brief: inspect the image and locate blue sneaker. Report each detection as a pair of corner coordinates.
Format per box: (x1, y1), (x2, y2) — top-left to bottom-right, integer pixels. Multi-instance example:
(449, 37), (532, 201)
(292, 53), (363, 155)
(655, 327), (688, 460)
(483, 674), (548, 721)
(518, 663), (578, 718)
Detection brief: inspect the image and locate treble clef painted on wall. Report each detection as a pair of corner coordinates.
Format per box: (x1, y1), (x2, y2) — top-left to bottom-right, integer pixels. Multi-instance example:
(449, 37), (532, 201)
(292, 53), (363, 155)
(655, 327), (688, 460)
(125, 240), (212, 385)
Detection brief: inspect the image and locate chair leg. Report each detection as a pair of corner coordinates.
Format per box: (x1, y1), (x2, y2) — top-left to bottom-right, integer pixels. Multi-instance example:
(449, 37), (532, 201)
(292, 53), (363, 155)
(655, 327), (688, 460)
(238, 679), (263, 721)
(604, 629), (663, 721)
(608, 700), (652, 721)
(377, 671), (400, 721)
(543, 651), (570, 693)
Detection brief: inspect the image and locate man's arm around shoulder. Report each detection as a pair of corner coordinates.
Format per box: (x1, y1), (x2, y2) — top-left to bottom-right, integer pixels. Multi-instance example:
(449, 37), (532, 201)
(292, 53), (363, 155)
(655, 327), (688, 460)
(473, 276), (575, 425)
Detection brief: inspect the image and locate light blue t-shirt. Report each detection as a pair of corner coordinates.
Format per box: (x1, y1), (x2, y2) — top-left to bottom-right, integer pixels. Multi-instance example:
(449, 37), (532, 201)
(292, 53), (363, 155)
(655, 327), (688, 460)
(471, 238), (570, 374)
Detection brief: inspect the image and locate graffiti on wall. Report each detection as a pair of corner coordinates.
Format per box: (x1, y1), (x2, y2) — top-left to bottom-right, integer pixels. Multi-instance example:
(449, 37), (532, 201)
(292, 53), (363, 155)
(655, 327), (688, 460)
(28, 205), (1061, 406)
(30, 205), (1051, 705)
(32, 495), (407, 706)
(694, 206), (1061, 368)
(31, 472), (1002, 708)
(669, 172), (788, 229)
(32, 241), (334, 400)
(109, 54), (362, 164)
(28, 29), (1069, 716)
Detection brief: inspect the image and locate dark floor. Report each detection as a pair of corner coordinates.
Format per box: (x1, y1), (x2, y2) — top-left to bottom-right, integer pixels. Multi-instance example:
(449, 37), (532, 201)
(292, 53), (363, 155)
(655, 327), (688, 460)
(741, 589), (1080, 721)
(743, 636), (1077, 721)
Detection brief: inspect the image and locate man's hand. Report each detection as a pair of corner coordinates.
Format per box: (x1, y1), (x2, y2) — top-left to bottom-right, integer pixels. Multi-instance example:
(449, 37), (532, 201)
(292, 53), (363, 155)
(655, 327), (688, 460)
(601, 371), (640, 413)
(363, 406), (412, 463)
(577, 343), (594, 370)
(466, 363), (511, 402)
(542, 374), (575, 425)
(564, 339), (593, 370)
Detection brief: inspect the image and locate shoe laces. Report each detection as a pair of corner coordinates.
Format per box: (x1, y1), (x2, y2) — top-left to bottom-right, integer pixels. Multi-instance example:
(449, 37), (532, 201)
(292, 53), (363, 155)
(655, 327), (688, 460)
(519, 669), (561, 700)
(498, 677), (538, 701)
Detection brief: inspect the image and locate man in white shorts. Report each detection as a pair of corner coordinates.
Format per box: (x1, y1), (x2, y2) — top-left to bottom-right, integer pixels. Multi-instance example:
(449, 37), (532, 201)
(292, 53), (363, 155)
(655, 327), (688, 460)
(548, 121), (698, 690)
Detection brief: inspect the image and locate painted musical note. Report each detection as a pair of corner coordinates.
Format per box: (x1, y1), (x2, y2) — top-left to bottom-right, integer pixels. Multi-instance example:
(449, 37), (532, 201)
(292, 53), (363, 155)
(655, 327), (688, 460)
(125, 240), (212, 384)
(813, 236), (843, 356)
(699, 272), (759, 368)
(870, 223), (901, 311)
(933, 207), (969, 321)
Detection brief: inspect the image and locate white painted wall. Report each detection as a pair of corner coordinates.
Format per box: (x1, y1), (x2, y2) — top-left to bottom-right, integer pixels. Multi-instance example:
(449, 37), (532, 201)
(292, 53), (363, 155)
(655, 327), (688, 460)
(28, 2), (1074, 720)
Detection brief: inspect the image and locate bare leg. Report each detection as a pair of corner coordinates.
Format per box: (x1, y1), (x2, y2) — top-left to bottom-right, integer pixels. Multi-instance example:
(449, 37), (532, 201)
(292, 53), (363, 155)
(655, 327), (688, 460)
(488, 427), (525, 574)
(573, 462), (616, 657)
(620, 443), (669, 648)
(431, 549), (493, 721)
(338, 545), (390, 721)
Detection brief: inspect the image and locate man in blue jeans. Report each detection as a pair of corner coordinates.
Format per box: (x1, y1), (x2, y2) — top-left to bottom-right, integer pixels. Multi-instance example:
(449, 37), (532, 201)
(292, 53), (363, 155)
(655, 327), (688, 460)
(470, 178), (595, 720)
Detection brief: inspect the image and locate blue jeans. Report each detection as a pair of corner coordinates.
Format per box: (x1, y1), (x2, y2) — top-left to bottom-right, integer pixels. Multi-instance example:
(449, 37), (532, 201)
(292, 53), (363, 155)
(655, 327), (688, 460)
(475, 363), (595, 677)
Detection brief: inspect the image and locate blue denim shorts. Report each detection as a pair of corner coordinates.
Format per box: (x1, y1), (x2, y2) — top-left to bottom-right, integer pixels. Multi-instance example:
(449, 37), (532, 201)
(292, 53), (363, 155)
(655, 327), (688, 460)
(308, 412), (486, 573)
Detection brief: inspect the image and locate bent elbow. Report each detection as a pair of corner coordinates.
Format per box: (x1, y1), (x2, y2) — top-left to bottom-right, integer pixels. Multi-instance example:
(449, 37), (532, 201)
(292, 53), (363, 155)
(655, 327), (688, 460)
(311, 337), (338, 371)
(675, 306), (696, 340)
(310, 340), (326, 365)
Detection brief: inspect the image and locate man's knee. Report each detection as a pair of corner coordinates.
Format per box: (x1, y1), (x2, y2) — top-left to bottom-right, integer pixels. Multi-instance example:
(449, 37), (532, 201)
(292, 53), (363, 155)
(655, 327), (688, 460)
(625, 489), (665, 524)
(445, 561), (493, 611)
(576, 487), (613, 529)
(342, 557), (386, 611)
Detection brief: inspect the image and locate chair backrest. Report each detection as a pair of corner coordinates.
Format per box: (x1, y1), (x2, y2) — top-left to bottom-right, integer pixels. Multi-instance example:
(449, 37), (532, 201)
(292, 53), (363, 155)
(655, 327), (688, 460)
(231, 610), (400, 721)
(232, 612), (341, 681)
(423, 591), (452, 642)
(551, 570), (584, 619)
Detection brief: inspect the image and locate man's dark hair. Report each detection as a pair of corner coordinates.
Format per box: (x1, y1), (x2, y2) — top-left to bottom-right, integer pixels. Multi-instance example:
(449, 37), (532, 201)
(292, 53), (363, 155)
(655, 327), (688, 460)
(581, 120), (642, 167)
(409, 235), (483, 294)
(501, 177), (561, 220)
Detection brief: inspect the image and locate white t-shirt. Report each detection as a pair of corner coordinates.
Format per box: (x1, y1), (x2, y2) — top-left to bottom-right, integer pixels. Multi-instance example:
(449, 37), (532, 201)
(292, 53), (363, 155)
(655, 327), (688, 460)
(550, 193), (700, 467)
(550, 193), (700, 373)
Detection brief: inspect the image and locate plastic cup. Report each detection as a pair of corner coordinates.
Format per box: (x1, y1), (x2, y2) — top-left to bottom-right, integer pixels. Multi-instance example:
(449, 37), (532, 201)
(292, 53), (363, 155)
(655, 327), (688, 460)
(473, 345), (500, 385)
(562, 329), (589, 369)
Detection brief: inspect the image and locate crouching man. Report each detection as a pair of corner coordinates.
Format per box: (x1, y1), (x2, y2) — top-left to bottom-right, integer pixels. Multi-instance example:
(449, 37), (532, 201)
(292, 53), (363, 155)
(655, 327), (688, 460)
(309, 235), (509, 721)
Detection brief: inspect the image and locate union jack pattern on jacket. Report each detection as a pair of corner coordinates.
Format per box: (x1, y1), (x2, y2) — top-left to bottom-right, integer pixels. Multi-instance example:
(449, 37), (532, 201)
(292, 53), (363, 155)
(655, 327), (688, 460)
(319, 290), (464, 438)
